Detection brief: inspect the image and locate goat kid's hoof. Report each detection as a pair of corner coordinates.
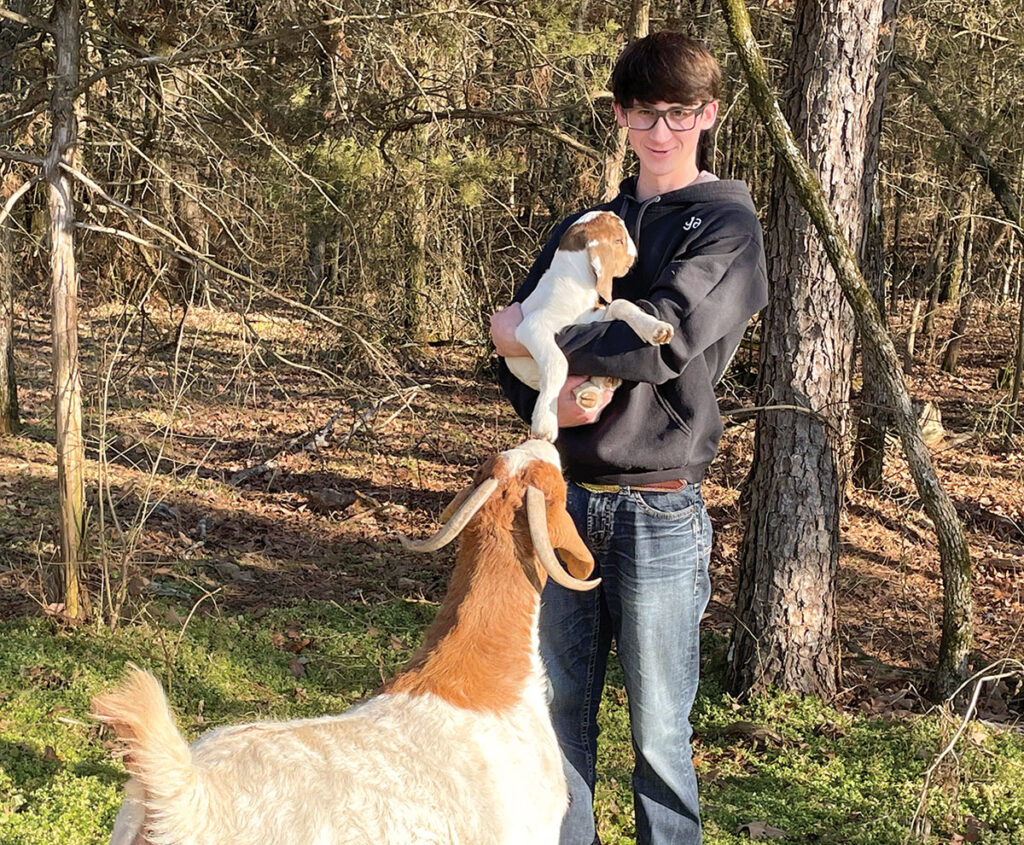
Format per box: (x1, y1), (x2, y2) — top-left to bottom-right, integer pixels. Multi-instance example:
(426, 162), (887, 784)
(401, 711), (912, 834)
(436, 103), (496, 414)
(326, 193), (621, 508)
(649, 321), (674, 344)
(574, 387), (600, 410)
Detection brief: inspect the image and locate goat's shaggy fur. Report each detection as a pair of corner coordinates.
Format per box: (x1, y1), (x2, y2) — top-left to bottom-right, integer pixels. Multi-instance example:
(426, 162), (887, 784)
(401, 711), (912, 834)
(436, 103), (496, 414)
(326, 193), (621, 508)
(93, 439), (595, 845)
(504, 210), (675, 441)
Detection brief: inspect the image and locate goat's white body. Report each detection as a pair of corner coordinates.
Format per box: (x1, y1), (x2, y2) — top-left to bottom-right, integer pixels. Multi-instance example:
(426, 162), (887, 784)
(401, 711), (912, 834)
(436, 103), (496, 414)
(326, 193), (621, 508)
(506, 247), (672, 441)
(107, 651), (564, 845)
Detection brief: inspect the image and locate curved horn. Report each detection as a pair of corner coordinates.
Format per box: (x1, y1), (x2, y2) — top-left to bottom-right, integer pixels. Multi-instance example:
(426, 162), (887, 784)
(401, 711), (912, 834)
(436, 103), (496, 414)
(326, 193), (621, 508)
(526, 486), (601, 591)
(399, 478), (500, 552)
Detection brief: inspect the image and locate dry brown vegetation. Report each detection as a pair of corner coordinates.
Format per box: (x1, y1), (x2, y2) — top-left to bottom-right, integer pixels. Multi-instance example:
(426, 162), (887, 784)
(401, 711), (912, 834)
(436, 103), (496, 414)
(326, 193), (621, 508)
(1, 293), (1020, 720)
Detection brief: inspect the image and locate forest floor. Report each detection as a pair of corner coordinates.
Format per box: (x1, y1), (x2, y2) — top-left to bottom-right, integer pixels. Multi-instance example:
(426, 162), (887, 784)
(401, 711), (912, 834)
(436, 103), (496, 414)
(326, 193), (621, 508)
(1, 296), (1022, 842)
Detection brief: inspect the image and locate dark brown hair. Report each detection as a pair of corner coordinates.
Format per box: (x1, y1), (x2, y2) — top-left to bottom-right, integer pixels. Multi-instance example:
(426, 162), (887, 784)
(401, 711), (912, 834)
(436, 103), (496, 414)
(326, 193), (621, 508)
(611, 32), (721, 108)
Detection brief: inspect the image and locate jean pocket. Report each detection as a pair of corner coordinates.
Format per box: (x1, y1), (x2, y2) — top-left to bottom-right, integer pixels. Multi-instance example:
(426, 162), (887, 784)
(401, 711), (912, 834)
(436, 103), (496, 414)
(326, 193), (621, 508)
(630, 489), (698, 521)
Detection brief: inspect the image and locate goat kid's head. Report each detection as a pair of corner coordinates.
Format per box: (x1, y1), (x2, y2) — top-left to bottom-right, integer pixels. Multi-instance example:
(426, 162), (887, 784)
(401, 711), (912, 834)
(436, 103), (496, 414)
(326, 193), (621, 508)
(399, 439), (598, 592)
(558, 211), (637, 304)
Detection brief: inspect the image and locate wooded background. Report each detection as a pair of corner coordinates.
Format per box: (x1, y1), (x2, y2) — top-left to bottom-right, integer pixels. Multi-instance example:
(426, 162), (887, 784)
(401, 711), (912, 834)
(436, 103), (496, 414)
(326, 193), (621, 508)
(1, 0), (1023, 710)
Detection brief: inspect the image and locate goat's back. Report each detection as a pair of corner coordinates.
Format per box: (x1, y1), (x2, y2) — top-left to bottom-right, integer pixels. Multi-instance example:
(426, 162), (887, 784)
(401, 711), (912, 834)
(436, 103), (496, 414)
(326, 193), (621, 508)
(102, 685), (564, 844)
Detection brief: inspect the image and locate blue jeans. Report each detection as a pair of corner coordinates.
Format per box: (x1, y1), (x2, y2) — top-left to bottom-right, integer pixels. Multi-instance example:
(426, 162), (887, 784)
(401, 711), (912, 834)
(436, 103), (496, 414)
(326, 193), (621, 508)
(540, 481), (712, 845)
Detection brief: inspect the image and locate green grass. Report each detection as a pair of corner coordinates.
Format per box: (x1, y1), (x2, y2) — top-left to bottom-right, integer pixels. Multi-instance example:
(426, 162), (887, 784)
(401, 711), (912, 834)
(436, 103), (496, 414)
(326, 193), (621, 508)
(0, 606), (1021, 844)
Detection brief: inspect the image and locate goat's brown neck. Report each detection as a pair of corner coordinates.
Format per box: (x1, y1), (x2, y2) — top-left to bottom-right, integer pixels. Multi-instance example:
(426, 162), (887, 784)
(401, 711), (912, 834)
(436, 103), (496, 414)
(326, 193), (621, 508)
(387, 493), (540, 712)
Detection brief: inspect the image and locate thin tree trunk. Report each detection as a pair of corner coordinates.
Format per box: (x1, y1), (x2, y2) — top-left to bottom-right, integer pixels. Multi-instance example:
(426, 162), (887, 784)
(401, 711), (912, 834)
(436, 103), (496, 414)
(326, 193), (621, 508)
(941, 284), (975, 374)
(907, 222), (947, 370)
(0, 4), (28, 436)
(853, 0), (899, 491)
(944, 186), (973, 310)
(927, 187), (973, 363)
(941, 210), (976, 374)
(601, 0), (650, 201)
(1008, 282), (1024, 437)
(0, 212), (17, 436)
(722, 0), (974, 701)
(46, 0), (86, 620)
(726, 0), (881, 698)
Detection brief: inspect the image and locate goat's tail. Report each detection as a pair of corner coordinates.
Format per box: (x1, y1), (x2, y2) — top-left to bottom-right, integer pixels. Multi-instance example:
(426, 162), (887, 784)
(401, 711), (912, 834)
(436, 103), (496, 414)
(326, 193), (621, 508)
(93, 664), (204, 839)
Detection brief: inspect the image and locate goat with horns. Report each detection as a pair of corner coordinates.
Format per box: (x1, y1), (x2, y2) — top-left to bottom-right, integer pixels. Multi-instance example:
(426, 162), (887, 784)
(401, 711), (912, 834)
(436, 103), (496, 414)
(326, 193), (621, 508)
(93, 439), (597, 845)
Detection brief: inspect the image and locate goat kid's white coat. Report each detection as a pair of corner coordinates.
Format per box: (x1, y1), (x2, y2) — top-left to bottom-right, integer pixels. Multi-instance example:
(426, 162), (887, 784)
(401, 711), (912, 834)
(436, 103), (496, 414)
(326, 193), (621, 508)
(93, 439), (599, 845)
(504, 210), (675, 442)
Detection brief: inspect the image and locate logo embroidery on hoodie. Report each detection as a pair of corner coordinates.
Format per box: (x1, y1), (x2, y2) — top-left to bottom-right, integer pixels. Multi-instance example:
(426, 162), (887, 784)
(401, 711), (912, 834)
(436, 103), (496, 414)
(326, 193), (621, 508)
(681, 216), (702, 231)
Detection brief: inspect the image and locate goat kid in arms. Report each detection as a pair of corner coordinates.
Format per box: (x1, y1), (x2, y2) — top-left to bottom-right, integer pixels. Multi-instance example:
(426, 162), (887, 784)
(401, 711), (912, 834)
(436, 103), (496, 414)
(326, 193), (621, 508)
(93, 439), (598, 845)
(503, 210), (674, 441)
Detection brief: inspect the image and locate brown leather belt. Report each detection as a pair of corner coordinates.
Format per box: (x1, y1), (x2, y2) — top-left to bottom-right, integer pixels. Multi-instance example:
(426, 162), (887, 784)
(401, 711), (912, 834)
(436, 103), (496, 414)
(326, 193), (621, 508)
(579, 479), (688, 493)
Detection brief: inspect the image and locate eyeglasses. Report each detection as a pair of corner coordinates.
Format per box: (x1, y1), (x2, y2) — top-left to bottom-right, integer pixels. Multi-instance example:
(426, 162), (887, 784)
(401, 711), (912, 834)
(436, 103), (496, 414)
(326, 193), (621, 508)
(623, 103), (710, 132)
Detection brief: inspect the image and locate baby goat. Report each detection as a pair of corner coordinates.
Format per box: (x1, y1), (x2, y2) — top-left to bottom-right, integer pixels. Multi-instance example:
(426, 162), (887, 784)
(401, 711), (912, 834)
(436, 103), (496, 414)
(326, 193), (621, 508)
(504, 210), (675, 441)
(93, 439), (597, 845)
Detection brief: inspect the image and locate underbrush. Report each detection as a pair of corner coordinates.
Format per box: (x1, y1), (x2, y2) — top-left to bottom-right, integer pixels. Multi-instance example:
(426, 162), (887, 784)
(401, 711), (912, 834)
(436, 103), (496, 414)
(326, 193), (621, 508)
(0, 606), (1020, 844)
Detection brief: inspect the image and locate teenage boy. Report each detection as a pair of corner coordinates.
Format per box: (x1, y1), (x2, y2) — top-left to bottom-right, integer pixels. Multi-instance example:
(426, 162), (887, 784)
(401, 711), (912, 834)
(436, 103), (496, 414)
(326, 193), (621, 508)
(490, 32), (768, 845)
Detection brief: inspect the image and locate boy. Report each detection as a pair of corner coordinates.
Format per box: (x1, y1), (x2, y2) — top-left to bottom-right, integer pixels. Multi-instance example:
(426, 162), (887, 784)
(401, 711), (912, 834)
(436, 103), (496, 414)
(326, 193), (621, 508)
(490, 32), (767, 844)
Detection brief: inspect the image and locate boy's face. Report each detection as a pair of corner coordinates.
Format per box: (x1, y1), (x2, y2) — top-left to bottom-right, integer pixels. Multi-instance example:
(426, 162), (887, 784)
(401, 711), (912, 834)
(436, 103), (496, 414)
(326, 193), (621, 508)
(613, 99), (719, 187)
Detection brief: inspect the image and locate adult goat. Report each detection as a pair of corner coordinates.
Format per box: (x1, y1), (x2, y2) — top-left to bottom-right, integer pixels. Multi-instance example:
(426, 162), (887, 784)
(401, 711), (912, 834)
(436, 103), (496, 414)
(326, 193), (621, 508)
(93, 439), (597, 845)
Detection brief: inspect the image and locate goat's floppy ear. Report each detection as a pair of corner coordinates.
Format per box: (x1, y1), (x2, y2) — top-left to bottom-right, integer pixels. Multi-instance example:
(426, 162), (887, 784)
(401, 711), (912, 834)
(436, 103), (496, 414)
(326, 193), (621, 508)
(546, 504), (595, 580)
(588, 242), (616, 305)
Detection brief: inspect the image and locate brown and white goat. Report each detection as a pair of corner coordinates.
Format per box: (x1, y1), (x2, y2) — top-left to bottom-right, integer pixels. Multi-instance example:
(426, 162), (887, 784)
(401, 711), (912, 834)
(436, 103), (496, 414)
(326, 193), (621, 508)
(92, 439), (597, 845)
(504, 210), (675, 441)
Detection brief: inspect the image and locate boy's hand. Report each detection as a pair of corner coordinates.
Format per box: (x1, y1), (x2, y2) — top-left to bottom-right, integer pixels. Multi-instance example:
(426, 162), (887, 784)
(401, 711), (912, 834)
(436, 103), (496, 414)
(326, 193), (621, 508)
(490, 304), (530, 357)
(558, 375), (614, 427)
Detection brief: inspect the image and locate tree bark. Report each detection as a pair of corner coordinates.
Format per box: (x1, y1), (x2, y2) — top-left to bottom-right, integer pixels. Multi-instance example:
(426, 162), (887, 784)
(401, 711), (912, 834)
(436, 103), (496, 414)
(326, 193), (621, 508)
(853, 0), (899, 491)
(46, 0), (86, 620)
(726, 0), (881, 698)
(722, 0), (974, 701)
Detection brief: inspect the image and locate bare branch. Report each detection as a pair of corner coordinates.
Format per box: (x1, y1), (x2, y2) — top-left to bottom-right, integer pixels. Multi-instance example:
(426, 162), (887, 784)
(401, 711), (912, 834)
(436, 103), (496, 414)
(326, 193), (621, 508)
(0, 172), (39, 227)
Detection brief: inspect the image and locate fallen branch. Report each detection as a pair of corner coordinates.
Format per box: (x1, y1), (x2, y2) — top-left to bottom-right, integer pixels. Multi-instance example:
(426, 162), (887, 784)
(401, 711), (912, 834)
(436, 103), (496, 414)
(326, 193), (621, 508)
(227, 385), (428, 486)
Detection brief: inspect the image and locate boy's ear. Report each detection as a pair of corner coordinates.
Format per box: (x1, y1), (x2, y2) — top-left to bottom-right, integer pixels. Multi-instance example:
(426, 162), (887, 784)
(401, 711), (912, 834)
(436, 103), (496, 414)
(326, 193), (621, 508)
(699, 100), (719, 131)
(613, 102), (628, 128)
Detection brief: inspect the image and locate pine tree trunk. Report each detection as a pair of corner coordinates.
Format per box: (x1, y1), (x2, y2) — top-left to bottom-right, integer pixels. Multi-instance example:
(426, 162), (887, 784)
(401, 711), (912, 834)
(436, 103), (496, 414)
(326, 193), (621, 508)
(46, 0), (86, 620)
(722, 0), (975, 701)
(727, 0), (882, 698)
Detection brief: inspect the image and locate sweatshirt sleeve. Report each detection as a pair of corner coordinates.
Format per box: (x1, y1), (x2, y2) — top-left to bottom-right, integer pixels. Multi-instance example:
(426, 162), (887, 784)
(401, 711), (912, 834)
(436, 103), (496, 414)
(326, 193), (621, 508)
(556, 208), (768, 385)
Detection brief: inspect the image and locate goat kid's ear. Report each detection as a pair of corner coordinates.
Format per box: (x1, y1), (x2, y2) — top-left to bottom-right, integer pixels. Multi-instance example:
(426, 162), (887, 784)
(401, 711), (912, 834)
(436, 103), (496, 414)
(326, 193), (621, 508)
(547, 504), (595, 579)
(588, 242), (616, 304)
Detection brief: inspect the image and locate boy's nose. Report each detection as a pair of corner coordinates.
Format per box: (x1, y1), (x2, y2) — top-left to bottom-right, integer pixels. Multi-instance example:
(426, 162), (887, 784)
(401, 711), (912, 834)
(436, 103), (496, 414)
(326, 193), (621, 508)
(649, 117), (674, 141)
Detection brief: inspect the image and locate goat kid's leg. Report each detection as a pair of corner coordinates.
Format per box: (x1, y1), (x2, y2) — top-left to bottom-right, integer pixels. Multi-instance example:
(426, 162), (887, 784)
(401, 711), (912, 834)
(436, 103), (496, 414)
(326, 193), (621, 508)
(602, 300), (674, 345)
(516, 325), (567, 442)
